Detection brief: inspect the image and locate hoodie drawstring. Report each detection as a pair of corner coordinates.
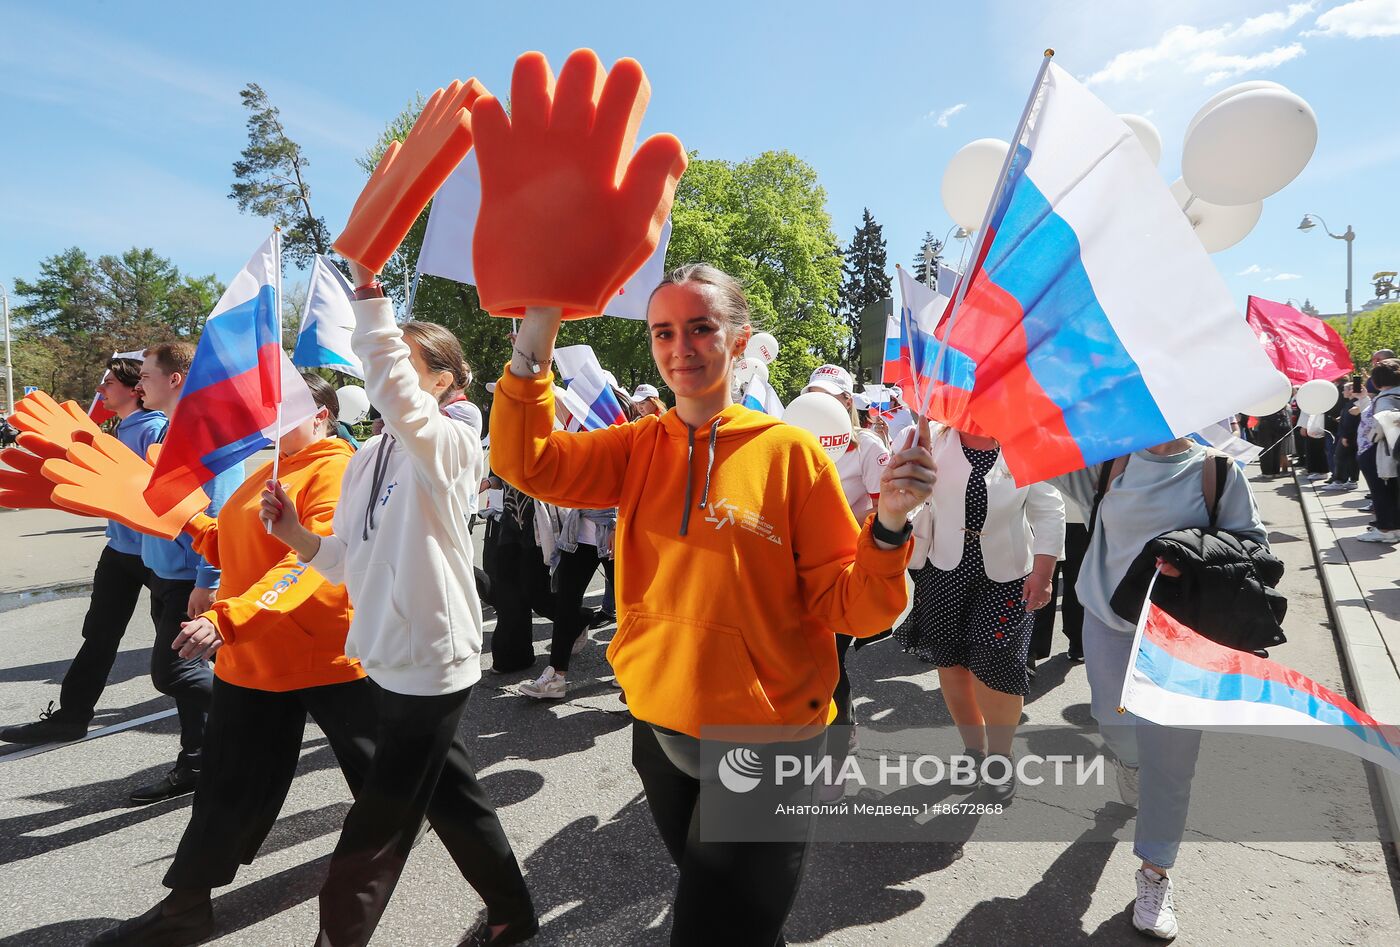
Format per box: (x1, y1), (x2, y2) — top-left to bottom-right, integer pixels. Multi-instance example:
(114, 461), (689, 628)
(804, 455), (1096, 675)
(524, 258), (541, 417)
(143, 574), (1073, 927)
(679, 417), (724, 537)
(680, 426), (697, 536)
(699, 418), (722, 510)
(364, 435), (394, 541)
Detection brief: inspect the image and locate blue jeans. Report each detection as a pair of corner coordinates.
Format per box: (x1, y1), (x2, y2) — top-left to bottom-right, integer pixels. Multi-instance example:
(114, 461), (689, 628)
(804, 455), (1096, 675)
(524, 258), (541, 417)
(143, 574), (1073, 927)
(1083, 612), (1201, 869)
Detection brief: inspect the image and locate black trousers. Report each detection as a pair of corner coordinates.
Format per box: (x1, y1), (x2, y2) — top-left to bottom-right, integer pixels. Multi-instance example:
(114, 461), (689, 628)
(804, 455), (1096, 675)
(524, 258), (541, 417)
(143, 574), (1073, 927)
(55, 546), (155, 724)
(632, 721), (822, 947)
(549, 544), (601, 672)
(166, 677), (376, 889)
(1059, 523), (1090, 658)
(148, 577), (214, 766)
(1029, 561), (1061, 661)
(486, 540), (555, 674)
(1334, 439), (1359, 483)
(317, 682), (534, 947)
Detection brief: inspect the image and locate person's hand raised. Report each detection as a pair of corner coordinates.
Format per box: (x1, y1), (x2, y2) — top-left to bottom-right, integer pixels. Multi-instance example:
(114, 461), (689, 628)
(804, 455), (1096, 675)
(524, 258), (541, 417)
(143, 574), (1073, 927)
(334, 79), (485, 277)
(471, 49), (687, 318)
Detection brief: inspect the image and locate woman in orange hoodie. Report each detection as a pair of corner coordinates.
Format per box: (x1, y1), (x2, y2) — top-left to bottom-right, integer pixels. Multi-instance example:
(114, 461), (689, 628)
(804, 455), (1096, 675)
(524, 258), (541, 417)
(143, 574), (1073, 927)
(91, 374), (373, 947)
(492, 264), (936, 947)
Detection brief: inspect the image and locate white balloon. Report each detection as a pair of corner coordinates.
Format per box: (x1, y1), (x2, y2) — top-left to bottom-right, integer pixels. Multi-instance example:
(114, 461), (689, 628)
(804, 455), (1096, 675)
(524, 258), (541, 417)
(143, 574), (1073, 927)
(1241, 371), (1293, 417)
(783, 392), (852, 460)
(1296, 378), (1340, 415)
(1118, 113), (1162, 166)
(1185, 80), (1287, 140)
(336, 385), (370, 424)
(941, 138), (1010, 232)
(745, 332), (780, 364)
(734, 356), (768, 386)
(1169, 179), (1262, 253)
(1182, 88), (1318, 205)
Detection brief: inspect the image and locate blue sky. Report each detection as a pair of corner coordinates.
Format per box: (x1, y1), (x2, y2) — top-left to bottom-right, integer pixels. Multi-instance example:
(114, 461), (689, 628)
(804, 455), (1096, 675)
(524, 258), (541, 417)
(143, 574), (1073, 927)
(2, 0), (1398, 317)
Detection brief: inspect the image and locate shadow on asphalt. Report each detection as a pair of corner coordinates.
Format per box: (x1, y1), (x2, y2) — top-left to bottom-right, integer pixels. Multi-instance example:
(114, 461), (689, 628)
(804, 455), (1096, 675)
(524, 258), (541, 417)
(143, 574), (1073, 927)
(0, 580), (1195, 944)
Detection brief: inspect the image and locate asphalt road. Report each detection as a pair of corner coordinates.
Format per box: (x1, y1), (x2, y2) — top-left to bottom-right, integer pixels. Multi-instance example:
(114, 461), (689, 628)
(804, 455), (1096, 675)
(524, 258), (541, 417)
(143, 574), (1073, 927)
(0, 473), (1397, 945)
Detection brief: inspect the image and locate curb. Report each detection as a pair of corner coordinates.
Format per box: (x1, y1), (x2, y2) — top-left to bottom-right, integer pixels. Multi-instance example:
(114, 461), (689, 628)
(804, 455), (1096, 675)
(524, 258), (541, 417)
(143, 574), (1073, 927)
(1293, 470), (1400, 844)
(0, 580), (94, 614)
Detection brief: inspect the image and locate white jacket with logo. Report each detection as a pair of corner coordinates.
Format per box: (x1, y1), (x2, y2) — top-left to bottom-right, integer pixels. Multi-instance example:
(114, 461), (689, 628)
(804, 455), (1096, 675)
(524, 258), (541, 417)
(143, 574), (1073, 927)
(909, 427), (1065, 582)
(308, 298), (485, 696)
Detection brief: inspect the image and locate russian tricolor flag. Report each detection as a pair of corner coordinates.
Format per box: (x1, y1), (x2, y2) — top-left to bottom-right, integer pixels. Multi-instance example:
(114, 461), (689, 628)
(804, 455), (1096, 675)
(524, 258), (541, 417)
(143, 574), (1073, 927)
(742, 375), (784, 416)
(553, 344), (628, 431)
(1123, 594), (1400, 777)
(895, 267), (978, 424)
(925, 63), (1277, 485)
(144, 234), (315, 514)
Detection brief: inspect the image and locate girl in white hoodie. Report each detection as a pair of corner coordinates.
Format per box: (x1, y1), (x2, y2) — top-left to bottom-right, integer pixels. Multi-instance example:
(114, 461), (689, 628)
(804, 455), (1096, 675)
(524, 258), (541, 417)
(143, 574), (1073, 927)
(263, 276), (535, 947)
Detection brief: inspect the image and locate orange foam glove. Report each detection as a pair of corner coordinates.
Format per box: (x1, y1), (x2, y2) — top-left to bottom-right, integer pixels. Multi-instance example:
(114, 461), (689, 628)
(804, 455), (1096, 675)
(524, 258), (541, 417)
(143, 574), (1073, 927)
(0, 446), (65, 511)
(333, 79), (485, 275)
(471, 48), (688, 319)
(42, 430), (209, 540)
(9, 391), (102, 444)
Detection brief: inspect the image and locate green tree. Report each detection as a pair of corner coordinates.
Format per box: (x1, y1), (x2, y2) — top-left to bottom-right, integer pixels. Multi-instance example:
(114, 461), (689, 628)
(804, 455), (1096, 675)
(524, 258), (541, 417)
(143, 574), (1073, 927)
(1331, 303), (1400, 369)
(667, 151), (846, 399)
(230, 83), (331, 269)
(913, 232), (943, 285)
(837, 208), (891, 374)
(11, 247), (223, 400)
(1300, 298), (1319, 317)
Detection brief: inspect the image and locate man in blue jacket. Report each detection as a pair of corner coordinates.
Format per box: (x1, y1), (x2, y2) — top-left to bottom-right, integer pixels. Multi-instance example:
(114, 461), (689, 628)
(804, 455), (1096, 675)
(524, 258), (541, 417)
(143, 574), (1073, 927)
(127, 341), (243, 805)
(1, 358), (166, 746)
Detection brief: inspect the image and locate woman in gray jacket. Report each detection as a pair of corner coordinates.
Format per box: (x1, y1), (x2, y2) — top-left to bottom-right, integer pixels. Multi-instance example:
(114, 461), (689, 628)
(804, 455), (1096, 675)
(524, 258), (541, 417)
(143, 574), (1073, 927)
(1053, 437), (1266, 941)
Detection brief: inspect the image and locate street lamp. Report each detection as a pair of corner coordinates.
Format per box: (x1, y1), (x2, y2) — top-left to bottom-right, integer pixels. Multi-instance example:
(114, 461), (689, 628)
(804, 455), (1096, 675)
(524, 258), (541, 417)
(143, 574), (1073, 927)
(0, 283), (11, 417)
(923, 226), (970, 288)
(1298, 214), (1356, 331)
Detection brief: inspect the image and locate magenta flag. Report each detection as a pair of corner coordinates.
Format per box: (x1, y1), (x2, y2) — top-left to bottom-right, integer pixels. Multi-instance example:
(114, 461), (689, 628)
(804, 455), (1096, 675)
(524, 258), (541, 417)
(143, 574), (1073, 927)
(1245, 296), (1353, 385)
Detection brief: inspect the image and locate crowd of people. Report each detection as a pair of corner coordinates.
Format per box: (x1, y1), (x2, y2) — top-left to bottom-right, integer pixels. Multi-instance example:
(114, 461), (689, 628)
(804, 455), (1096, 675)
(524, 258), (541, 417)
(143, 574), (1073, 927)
(2, 111), (1390, 942)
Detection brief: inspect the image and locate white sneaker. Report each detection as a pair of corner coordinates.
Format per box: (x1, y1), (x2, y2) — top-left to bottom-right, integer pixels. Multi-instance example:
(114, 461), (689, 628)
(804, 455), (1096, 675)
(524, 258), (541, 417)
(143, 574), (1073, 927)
(519, 667), (567, 700)
(1116, 761), (1140, 807)
(1320, 481), (1351, 492)
(1357, 530), (1400, 544)
(1134, 868), (1178, 940)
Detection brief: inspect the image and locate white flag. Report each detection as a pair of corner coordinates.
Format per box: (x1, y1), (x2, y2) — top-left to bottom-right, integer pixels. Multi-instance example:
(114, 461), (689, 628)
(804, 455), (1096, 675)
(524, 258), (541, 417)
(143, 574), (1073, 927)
(292, 255), (362, 379)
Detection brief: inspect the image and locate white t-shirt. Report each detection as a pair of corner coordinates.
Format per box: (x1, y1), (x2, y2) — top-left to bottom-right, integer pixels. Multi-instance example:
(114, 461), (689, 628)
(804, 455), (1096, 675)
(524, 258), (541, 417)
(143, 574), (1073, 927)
(835, 428), (889, 523)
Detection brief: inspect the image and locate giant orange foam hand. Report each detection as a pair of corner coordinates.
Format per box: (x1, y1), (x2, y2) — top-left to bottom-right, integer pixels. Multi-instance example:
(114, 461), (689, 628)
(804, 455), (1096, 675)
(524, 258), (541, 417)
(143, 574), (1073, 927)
(0, 446), (64, 510)
(8, 391), (102, 444)
(333, 79), (485, 276)
(472, 49), (688, 319)
(42, 431), (209, 540)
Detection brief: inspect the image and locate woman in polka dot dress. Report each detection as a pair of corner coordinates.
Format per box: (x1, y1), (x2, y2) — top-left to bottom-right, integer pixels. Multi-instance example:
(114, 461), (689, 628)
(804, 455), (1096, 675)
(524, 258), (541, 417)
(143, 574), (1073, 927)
(897, 427), (1065, 802)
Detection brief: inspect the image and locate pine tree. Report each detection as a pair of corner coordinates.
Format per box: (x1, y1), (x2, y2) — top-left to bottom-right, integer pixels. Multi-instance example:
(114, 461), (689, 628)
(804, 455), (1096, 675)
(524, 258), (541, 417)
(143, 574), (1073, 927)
(838, 208), (891, 374)
(1301, 298), (1320, 317)
(230, 83), (331, 269)
(913, 232), (944, 285)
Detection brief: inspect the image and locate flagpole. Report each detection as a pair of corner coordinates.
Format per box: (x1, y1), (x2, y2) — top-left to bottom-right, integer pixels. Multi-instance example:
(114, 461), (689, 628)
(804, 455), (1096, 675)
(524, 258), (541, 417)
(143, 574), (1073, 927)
(269, 228), (284, 532)
(406, 268), (422, 318)
(1118, 569), (1160, 714)
(918, 48), (1055, 417)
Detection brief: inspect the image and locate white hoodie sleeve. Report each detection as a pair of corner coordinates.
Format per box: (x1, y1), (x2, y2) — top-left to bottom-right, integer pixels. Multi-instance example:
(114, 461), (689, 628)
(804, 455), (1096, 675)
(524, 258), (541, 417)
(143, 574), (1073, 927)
(350, 298), (481, 490)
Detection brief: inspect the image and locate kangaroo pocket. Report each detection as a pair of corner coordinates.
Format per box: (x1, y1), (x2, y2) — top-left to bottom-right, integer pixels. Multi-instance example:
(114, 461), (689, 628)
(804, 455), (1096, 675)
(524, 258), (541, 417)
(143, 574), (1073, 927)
(346, 561), (413, 669)
(607, 610), (783, 732)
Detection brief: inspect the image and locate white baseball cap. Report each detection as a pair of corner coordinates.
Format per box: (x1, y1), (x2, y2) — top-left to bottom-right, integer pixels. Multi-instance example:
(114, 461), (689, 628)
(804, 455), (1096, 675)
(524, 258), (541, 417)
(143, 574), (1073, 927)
(631, 384), (660, 402)
(805, 364), (854, 397)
